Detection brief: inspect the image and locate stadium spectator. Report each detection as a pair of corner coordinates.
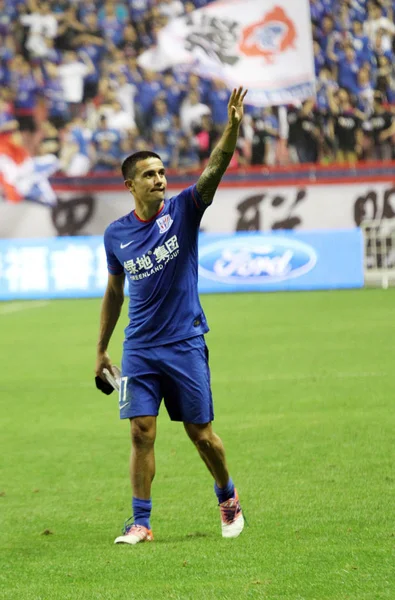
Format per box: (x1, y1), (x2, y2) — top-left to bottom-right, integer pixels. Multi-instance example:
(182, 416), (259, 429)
(193, 113), (217, 163)
(43, 62), (71, 129)
(337, 44), (361, 96)
(170, 132), (200, 173)
(356, 66), (375, 113)
(313, 40), (326, 77)
(0, 0), (394, 174)
(93, 137), (122, 172)
(151, 130), (173, 167)
(59, 116), (93, 176)
(98, 1), (130, 24)
(180, 90), (211, 135)
(349, 19), (373, 65)
(364, 1), (395, 52)
(250, 107), (280, 166)
(161, 70), (184, 115)
(39, 119), (61, 157)
(92, 114), (123, 155)
(134, 69), (163, 133)
(98, 1), (126, 48)
(119, 24), (142, 55)
(58, 50), (95, 116)
(157, 0), (185, 19)
(208, 80), (231, 130)
(72, 13), (107, 102)
(10, 57), (43, 152)
(286, 103), (303, 164)
(0, 97), (18, 135)
(150, 96), (173, 135)
(294, 99), (321, 164)
(114, 72), (137, 124)
(328, 87), (364, 164)
(55, 5), (86, 52)
(19, 0), (58, 59)
(105, 99), (137, 133)
(364, 92), (395, 159)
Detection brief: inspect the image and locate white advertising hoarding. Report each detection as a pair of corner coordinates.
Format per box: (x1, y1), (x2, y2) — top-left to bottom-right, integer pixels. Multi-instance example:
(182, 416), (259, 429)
(1, 181), (394, 239)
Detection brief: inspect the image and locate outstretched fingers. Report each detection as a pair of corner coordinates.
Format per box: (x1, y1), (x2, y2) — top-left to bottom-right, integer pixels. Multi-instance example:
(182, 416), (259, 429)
(232, 86), (248, 105)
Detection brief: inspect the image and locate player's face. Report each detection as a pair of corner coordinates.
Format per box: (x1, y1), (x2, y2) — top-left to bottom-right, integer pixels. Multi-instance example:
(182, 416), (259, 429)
(126, 157), (167, 204)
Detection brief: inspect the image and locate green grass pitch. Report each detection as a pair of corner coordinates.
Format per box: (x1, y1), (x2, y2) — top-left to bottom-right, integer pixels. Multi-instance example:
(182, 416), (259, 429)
(1, 289), (394, 600)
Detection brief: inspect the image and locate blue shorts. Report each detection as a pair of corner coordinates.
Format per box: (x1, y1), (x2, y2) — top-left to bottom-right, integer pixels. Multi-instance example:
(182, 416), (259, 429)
(119, 335), (214, 424)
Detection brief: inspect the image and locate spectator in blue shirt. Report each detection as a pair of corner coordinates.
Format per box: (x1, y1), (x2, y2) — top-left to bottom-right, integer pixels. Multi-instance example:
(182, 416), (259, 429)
(128, 0), (153, 26)
(77, 0), (97, 24)
(43, 62), (70, 129)
(0, 0), (14, 37)
(92, 114), (122, 154)
(338, 45), (361, 95)
(134, 69), (163, 133)
(310, 0), (326, 25)
(99, 2), (125, 48)
(11, 58), (43, 133)
(313, 40), (327, 77)
(0, 97), (18, 134)
(151, 130), (173, 167)
(207, 79), (231, 129)
(93, 137), (121, 172)
(150, 96), (173, 135)
(98, 1), (129, 24)
(349, 19), (373, 65)
(318, 15), (337, 54)
(187, 73), (209, 104)
(162, 71), (184, 115)
(316, 66), (339, 114)
(334, 3), (353, 32)
(356, 66), (375, 114)
(171, 132), (200, 173)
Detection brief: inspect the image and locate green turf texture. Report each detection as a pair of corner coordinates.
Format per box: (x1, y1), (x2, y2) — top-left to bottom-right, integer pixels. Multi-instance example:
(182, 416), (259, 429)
(1, 290), (394, 600)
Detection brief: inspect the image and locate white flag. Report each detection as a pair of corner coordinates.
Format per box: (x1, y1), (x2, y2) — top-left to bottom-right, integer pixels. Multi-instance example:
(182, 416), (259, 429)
(138, 0), (315, 107)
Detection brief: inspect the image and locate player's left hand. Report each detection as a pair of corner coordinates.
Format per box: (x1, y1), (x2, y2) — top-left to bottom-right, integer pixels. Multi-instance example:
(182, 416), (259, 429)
(228, 86), (248, 127)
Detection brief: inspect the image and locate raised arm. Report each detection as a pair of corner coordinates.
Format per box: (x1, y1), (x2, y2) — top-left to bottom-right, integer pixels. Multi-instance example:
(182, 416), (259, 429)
(196, 86), (247, 205)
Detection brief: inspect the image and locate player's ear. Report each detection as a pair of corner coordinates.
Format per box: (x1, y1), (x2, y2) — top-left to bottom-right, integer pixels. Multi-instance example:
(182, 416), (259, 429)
(124, 179), (134, 193)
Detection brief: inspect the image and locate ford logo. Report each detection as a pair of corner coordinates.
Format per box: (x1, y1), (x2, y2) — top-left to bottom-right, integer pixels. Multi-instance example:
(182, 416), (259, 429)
(198, 235), (317, 284)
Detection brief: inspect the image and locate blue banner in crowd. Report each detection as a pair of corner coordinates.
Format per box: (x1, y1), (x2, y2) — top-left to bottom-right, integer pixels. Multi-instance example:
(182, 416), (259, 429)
(0, 230), (363, 301)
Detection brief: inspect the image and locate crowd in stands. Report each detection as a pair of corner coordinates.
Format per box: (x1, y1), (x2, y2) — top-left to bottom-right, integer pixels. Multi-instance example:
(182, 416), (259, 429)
(0, 0), (394, 177)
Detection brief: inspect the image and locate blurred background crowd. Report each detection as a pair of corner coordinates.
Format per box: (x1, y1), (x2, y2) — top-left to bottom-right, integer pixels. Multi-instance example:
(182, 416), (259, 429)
(0, 0), (394, 177)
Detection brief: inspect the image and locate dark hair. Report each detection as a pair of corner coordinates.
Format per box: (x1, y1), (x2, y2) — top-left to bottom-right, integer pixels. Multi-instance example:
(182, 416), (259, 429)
(121, 151), (161, 180)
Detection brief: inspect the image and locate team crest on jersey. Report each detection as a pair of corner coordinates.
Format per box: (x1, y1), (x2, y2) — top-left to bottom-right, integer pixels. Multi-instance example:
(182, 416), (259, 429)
(156, 214), (173, 234)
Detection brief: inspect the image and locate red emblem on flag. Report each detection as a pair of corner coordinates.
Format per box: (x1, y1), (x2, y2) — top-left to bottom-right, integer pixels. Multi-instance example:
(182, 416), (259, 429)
(239, 6), (297, 63)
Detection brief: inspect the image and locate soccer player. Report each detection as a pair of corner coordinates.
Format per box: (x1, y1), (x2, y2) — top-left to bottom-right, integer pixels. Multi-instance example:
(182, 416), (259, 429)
(95, 86), (248, 545)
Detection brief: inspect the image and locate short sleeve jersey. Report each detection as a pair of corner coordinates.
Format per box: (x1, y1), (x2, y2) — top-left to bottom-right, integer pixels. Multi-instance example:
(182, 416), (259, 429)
(104, 185), (209, 349)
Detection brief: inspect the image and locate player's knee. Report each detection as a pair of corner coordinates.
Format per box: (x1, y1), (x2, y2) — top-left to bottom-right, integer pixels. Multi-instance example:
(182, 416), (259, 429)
(131, 418), (155, 449)
(193, 430), (215, 454)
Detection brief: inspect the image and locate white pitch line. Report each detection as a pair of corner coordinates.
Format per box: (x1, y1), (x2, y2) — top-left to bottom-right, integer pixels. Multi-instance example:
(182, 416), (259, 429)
(0, 300), (49, 315)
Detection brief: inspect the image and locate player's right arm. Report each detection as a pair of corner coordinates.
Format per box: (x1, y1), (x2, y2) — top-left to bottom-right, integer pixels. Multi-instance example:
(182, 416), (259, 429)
(196, 87), (247, 206)
(95, 272), (125, 380)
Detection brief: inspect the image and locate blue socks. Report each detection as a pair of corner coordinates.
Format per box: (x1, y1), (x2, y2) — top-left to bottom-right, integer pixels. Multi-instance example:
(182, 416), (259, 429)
(214, 477), (235, 504)
(132, 497), (152, 529)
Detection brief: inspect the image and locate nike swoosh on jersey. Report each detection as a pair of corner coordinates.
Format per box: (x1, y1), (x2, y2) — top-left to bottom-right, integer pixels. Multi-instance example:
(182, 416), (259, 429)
(120, 240), (134, 249)
(119, 403), (129, 410)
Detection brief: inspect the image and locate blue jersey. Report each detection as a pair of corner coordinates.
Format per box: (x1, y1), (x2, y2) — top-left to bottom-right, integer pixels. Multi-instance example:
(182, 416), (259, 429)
(104, 185), (209, 349)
